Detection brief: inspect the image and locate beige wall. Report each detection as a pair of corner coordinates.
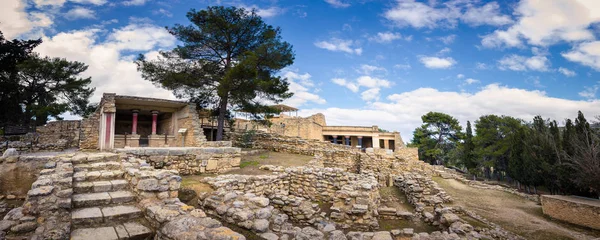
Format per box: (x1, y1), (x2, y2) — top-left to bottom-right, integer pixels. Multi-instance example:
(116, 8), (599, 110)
(541, 195), (600, 230)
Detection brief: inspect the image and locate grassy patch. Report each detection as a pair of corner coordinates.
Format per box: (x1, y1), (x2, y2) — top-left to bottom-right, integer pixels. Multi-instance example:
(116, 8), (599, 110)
(240, 160), (260, 168)
(258, 154), (269, 159)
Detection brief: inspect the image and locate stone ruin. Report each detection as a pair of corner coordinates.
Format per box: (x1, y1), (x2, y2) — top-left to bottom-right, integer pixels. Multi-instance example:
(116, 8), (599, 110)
(0, 129), (527, 240)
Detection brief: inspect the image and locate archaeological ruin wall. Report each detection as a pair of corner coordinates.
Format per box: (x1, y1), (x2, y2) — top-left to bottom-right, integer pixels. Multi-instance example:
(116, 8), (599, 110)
(1, 120), (82, 153)
(115, 147), (241, 175)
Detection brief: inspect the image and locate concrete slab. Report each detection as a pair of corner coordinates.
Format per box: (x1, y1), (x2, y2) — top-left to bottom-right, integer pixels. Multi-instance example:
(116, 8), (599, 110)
(114, 224), (129, 239)
(71, 227), (118, 240)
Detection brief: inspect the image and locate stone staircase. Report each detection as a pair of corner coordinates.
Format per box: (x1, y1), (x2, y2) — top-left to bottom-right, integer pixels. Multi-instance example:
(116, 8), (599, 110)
(69, 154), (153, 240)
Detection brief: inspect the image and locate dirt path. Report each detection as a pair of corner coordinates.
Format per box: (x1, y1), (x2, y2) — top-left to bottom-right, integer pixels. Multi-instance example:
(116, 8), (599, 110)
(433, 177), (600, 240)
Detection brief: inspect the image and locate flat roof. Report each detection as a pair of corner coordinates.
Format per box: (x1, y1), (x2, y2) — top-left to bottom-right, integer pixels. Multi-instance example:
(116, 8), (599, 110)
(114, 95), (188, 109)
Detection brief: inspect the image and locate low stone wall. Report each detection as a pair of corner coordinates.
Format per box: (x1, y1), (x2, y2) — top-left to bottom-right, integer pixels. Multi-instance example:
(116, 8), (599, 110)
(202, 141), (233, 147)
(202, 166), (381, 230)
(541, 195), (600, 230)
(120, 155), (247, 240)
(230, 132), (361, 171)
(0, 153), (74, 239)
(115, 147), (241, 175)
(1, 120), (81, 153)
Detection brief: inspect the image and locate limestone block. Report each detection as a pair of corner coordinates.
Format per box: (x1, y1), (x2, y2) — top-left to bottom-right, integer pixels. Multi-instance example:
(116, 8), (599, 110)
(205, 160), (218, 171)
(137, 179), (160, 191)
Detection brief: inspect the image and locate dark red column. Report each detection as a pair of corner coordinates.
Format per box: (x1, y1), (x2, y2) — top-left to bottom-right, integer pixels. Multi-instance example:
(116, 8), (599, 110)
(131, 110), (139, 134)
(151, 110), (159, 135)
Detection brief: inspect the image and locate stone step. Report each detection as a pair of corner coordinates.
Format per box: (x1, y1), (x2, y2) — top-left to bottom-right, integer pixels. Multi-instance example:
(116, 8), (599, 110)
(72, 205), (144, 227)
(72, 153), (119, 165)
(74, 161), (122, 172)
(74, 170), (125, 182)
(71, 221), (153, 240)
(74, 180), (129, 193)
(73, 191), (135, 208)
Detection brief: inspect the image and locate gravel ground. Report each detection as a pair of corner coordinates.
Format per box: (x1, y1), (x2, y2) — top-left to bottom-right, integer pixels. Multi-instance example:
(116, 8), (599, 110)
(434, 177), (600, 240)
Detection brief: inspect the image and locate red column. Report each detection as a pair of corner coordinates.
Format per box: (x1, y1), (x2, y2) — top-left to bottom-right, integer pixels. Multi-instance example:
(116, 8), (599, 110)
(105, 113), (112, 147)
(151, 110), (159, 135)
(131, 110), (139, 134)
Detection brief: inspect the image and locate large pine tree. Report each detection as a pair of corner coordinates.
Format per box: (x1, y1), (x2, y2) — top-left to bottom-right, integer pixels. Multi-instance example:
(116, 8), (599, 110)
(136, 6), (295, 140)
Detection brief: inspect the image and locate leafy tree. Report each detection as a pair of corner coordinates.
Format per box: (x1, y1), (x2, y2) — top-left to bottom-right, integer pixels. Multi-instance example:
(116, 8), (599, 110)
(565, 118), (600, 198)
(462, 121), (478, 178)
(473, 115), (522, 180)
(136, 6), (295, 140)
(0, 31), (41, 127)
(0, 31), (93, 127)
(17, 55), (94, 125)
(412, 112), (462, 165)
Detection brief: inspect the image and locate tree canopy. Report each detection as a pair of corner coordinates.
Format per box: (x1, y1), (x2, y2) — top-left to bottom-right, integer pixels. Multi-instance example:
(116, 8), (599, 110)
(411, 111), (463, 165)
(136, 6), (295, 140)
(411, 110), (600, 198)
(0, 31), (94, 128)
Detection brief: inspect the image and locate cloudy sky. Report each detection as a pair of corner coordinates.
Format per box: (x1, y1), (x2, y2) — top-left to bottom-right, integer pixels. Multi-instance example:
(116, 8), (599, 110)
(2, 0), (599, 142)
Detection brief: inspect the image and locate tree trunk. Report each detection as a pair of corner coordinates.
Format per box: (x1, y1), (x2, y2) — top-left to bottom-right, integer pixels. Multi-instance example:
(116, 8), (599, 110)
(216, 95), (228, 141)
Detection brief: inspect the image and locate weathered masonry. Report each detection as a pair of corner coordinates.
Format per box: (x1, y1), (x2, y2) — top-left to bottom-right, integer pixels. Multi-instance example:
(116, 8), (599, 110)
(80, 93), (206, 150)
(233, 105), (405, 152)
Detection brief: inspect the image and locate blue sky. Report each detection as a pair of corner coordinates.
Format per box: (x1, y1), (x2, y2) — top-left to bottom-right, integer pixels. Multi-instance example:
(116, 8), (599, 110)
(2, 0), (599, 142)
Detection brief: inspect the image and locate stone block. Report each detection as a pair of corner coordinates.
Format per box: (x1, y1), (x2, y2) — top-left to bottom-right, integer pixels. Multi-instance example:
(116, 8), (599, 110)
(205, 159), (218, 171)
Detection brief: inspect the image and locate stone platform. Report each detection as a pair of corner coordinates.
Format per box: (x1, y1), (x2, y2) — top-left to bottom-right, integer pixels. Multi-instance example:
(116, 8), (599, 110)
(115, 147), (241, 175)
(541, 195), (600, 230)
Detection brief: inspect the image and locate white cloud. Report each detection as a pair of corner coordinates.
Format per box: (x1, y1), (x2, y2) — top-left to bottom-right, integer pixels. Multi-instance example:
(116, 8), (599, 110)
(0, 0), (54, 39)
(332, 78), (359, 92)
(383, 0), (511, 29)
(558, 67), (577, 77)
(300, 84), (600, 142)
(498, 54), (550, 71)
(105, 24), (176, 51)
(464, 78), (480, 85)
(325, 0), (350, 8)
(457, 74), (464, 79)
(419, 56), (456, 69)
(476, 62), (489, 70)
(34, 25), (177, 103)
(70, 0), (107, 5)
(481, 0), (600, 48)
(123, 0), (147, 6)
(437, 47), (451, 55)
(579, 83), (599, 100)
(357, 64), (386, 75)
(332, 76), (391, 94)
(369, 32), (402, 43)
(356, 76), (392, 89)
(314, 38), (362, 55)
(461, 2), (513, 26)
(562, 41), (600, 70)
(33, 0), (66, 7)
(280, 70), (326, 107)
(439, 34), (456, 44)
(153, 8), (173, 17)
(65, 7), (95, 20)
(241, 5), (285, 18)
(394, 64), (411, 70)
(361, 88), (380, 102)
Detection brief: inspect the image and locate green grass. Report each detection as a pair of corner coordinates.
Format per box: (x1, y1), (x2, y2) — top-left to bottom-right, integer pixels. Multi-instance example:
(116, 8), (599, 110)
(240, 160), (260, 168)
(258, 154), (269, 159)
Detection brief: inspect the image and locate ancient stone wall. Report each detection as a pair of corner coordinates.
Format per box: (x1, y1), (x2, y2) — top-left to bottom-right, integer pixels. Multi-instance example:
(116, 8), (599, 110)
(115, 147), (241, 175)
(203, 166), (381, 230)
(230, 132), (361, 171)
(1, 154), (74, 239)
(120, 154), (246, 239)
(1, 121), (82, 152)
(233, 113), (326, 140)
(80, 94), (113, 150)
(541, 195), (600, 230)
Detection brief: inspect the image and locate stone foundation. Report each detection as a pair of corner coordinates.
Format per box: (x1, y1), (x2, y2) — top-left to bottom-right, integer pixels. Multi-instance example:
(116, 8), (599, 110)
(202, 166), (380, 230)
(115, 147), (241, 175)
(541, 195), (600, 230)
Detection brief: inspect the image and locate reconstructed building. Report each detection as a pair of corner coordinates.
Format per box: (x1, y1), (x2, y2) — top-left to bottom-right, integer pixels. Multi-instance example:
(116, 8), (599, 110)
(80, 93), (206, 150)
(233, 105), (405, 151)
